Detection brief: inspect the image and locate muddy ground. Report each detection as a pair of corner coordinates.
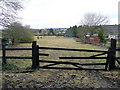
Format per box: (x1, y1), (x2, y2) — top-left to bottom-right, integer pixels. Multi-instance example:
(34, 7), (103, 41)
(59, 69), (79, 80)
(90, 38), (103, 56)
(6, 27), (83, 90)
(2, 69), (120, 89)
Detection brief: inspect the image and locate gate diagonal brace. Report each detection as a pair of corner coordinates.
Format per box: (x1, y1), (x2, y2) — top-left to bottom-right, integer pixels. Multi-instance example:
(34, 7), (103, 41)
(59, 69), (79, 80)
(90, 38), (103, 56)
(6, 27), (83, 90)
(115, 59), (120, 65)
(90, 52), (107, 57)
(39, 60), (83, 68)
(72, 64), (83, 69)
(41, 63), (83, 69)
(109, 52), (120, 64)
(42, 63), (60, 67)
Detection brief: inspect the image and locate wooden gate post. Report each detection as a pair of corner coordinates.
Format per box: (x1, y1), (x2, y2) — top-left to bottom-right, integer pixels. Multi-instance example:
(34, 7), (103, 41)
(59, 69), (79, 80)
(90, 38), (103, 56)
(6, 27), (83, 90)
(2, 42), (6, 65)
(32, 41), (39, 69)
(105, 48), (110, 71)
(36, 45), (39, 68)
(108, 39), (116, 70)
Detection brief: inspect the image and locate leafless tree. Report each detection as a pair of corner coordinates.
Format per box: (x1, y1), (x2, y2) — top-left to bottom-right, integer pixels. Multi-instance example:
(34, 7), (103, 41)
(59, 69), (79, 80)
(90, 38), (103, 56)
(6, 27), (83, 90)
(81, 13), (109, 26)
(0, 0), (23, 27)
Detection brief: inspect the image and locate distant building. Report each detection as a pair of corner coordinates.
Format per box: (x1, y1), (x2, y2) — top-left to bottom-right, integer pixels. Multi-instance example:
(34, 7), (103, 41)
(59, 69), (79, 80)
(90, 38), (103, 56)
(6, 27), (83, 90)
(102, 25), (118, 39)
(31, 28), (67, 36)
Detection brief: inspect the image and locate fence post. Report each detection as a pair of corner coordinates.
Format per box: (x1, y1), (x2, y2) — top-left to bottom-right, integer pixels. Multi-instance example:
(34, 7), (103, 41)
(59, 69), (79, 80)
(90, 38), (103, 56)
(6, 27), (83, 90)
(108, 39), (116, 70)
(36, 45), (39, 67)
(105, 48), (110, 71)
(2, 42), (6, 65)
(32, 41), (39, 69)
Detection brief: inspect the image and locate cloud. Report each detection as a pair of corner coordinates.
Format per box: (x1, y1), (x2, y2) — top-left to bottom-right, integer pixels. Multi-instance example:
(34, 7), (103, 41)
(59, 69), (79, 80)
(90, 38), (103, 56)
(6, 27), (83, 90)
(18, 0), (119, 28)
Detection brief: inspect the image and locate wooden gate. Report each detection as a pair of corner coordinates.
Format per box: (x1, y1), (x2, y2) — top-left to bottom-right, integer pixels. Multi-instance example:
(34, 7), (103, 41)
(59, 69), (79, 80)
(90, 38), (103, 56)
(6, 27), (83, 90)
(2, 39), (120, 71)
(31, 39), (119, 71)
(38, 45), (108, 71)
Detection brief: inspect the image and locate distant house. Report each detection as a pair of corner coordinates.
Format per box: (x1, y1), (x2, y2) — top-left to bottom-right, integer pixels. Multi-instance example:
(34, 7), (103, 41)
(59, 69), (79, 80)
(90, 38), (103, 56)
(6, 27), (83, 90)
(102, 25), (118, 39)
(85, 34), (100, 42)
(88, 25), (119, 40)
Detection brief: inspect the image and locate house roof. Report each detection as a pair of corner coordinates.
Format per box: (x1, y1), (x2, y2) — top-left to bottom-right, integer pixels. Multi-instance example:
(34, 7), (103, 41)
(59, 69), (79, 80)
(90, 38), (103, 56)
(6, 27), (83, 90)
(102, 25), (118, 35)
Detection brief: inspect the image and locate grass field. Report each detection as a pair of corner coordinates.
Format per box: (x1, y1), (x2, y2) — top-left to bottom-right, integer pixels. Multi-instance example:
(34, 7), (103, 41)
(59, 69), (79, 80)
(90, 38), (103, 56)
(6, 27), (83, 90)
(4, 36), (108, 70)
(2, 36), (120, 88)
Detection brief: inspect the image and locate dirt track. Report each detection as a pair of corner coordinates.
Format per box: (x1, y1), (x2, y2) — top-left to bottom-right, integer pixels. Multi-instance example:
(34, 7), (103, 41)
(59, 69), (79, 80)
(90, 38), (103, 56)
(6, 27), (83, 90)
(2, 69), (120, 89)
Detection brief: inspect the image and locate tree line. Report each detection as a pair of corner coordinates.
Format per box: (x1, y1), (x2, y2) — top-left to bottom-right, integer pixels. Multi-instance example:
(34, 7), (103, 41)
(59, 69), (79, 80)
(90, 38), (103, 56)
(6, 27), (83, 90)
(65, 13), (109, 42)
(65, 25), (105, 42)
(33, 28), (66, 36)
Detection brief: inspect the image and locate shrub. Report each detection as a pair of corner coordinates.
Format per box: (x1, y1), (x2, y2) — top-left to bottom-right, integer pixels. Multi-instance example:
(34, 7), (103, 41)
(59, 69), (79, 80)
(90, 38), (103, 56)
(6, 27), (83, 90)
(2, 64), (18, 70)
(3, 22), (34, 45)
(98, 27), (106, 42)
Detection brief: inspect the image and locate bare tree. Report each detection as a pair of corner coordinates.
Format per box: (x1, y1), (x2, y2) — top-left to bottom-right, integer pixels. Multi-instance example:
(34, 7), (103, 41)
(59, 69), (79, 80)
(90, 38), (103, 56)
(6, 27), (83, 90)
(0, 0), (23, 26)
(81, 13), (109, 26)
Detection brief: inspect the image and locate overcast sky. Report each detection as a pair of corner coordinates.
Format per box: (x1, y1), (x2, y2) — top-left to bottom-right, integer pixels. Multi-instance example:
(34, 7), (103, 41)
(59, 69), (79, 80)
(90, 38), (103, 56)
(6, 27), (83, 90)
(18, 0), (119, 29)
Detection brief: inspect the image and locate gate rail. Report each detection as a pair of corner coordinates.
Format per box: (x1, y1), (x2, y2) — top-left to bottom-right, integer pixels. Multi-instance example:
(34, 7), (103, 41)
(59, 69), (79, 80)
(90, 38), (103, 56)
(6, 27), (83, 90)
(2, 39), (120, 71)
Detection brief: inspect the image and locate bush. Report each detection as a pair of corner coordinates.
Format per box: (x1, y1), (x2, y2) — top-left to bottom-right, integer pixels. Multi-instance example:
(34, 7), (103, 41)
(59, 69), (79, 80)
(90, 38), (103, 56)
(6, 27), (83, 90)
(3, 22), (34, 45)
(98, 27), (106, 42)
(19, 29), (34, 43)
(2, 64), (18, 70)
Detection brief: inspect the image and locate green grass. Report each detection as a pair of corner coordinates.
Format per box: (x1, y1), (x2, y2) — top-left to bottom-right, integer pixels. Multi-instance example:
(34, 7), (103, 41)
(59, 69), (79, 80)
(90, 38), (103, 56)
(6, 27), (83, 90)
(35, 36), (106, 50)
(3, 36), (118, 70)
(2, 64), (18, 70)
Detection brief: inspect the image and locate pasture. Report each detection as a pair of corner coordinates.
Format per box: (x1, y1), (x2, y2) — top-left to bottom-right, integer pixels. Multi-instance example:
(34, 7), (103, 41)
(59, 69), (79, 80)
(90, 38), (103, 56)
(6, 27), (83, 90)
(2, 36), (120, 88)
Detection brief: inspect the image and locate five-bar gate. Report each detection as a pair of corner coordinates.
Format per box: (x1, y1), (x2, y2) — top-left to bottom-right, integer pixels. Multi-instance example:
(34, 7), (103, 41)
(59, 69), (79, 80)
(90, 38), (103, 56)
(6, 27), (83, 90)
(2, 39), (120, 71)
